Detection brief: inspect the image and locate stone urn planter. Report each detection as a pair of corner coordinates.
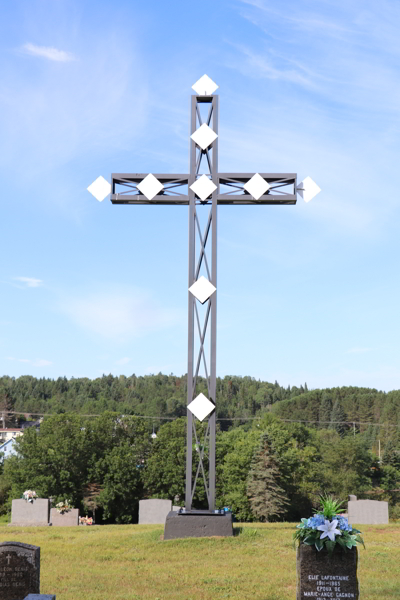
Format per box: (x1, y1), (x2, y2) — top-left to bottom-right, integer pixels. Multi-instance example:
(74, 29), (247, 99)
(297, 543), (359, 600)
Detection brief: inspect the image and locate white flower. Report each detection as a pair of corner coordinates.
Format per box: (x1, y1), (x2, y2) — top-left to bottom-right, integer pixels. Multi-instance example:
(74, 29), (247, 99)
(317, 519), (342, 542)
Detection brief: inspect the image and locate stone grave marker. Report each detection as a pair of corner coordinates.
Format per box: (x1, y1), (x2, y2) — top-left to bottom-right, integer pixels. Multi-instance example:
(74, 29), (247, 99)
(138, 499), (172, 524)
(348, 499), (389, 525)
(0, 541), (40, 600)
(11, 499), (50, 527)
(50, 508), (79, 527)
(297, 544), (359, 600)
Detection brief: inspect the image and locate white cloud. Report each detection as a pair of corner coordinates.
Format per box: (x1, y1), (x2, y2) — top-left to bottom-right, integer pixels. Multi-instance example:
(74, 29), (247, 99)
(6, 357), (52, 367)
(60, 288), (181, 341)
(346, 347), (372, 354)
(115, 357), (131, 366)
(14, 277), (43, 288)
(21, 43), (75, 62)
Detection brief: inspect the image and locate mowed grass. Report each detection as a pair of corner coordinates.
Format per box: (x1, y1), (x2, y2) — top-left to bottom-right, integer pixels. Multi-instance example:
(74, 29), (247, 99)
(1, 523), (399, 600)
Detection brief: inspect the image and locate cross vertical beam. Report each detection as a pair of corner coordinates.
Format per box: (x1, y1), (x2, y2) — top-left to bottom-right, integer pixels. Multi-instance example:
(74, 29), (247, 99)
(186, 95), (218, 511)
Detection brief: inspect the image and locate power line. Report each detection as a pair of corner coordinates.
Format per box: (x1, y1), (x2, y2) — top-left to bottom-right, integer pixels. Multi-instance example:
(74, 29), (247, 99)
(2, 410), (400, 428)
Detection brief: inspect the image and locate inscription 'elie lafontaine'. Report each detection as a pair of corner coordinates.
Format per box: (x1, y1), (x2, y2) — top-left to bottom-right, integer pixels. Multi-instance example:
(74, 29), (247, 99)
(304, 575), (355, 599)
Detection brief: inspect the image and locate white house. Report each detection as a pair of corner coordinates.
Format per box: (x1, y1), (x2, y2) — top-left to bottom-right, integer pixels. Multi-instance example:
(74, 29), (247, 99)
(0, 428), (22, 443)
(0, 437), (18, 458)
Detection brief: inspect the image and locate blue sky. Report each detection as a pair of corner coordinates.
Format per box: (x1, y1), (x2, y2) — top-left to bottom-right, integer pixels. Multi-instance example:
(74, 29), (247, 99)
(1, 0), (400, 392)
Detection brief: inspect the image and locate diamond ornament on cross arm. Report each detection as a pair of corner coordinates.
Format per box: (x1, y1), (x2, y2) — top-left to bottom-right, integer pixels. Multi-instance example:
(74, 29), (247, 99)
(191, 124), (218, 151)
(190, 175), (217, 201)
(87, 176), (112, 202)
(243, 173), (270, 200)
(188, 393), (215, 421)
(137, 174), (164, 201)
(189, 275), (216, 304)
(297, 176), (321, 203)
(192, 75), (219, 96)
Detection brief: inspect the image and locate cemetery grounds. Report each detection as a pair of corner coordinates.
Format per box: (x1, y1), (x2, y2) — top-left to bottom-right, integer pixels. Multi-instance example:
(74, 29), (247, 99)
(0, 522), (399, 600)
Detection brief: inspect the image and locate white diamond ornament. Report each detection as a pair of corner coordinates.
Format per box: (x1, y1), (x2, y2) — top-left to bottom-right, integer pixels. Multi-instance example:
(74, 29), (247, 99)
(87, 176), (111, 202)
(190, 175), (217, 200)
(191, 124), (218, 150)
(298, 176), (321, 203)
(192, 74), (219, 96)
(137, 174), (164, 200)
(189, 275), (216, 304)
(188, 393), (215, 422)
(243, 173), (270, 200)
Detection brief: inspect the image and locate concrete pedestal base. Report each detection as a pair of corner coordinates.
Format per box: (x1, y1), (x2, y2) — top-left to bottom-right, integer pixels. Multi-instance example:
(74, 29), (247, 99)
(164, 510), (233, 540)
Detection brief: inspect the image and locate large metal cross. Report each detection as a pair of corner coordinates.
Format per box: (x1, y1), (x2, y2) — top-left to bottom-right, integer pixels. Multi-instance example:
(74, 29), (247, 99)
(88, 75), (320, 513)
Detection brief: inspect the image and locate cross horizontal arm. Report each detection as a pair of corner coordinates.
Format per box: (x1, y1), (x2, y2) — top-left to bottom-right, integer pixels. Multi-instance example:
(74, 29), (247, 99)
(111, 173), (297, 205)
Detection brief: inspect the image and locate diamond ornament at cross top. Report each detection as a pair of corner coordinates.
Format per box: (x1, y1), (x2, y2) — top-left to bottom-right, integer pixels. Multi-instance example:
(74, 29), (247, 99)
(243, 173), (270, 200)
(87, 176), (112, 202)
(189, 275), (216, 304)
(190, 175), (217, 201)
(297, 176), (321, 203)
(192, 75), (219, 96)
(188, 393), (215, 422)
(190, 123), (218, 151)
(137, 173), (164, 200)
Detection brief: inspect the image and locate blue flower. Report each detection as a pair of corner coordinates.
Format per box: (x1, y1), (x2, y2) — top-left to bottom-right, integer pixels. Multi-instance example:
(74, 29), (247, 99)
(337, 517), (352, 532)
(307, 514), (325, 529)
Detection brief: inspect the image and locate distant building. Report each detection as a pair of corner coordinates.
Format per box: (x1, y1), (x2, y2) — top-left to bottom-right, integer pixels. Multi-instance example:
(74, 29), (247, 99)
(0, 437), (18, 459)
(21, 419), (41, 432)
(0, 428), (23, 443)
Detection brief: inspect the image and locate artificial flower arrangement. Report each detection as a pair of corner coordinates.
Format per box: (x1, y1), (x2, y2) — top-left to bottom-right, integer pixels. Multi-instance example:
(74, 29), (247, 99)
(294, 495), (365, 553)
(79, 516), (93, 526)
(55, 499), (73, 514)
(22, 490), (37, 503)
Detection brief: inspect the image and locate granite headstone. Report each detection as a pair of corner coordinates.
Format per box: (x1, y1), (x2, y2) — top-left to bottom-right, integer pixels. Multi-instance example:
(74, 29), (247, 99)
(11, 499), (50, 527)
(0, 541), (40, 600)
(348, 499), (389, 525)
(138, 499), (172, 524)
(50, 508), (79, 527)
(297, 543), (359, 600)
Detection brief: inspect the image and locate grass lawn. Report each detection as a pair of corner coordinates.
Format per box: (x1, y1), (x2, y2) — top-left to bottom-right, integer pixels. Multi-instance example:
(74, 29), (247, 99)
(1, 522), (399, 600)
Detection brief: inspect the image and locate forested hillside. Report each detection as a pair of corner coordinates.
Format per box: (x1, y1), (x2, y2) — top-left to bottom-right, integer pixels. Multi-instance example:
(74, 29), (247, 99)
(0, 374), (308, 424)
(1, 375), (399, 432)
(272, 386), (400, 434)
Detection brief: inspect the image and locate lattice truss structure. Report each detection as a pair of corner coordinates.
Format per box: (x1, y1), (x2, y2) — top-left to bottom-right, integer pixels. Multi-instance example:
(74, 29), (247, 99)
(87, 75), (321, 513)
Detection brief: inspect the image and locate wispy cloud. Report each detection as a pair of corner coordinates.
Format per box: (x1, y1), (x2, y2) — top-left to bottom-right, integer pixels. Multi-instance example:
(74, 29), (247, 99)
(115, 357), (131, 366)
(21, 43), (75, 62)
(346, 347), (373, 354)
(14, 277), (43, 288)
(60, 288), (181, 341)
(6, 357), (52, 367)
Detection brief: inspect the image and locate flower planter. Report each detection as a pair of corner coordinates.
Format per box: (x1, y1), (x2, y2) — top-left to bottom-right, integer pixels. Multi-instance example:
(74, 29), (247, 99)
(297, 543), (359, 600)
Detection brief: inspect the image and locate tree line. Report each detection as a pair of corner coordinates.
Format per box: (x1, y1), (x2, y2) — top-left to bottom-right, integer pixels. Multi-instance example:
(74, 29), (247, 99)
(1, 411), (399, 524)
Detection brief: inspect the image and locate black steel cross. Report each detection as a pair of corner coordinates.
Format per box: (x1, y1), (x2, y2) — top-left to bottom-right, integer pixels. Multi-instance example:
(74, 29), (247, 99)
(88, 75), (319, 513)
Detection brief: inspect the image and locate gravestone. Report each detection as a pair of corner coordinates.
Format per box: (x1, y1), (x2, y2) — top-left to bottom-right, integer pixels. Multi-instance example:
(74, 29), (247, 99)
(348, 499), (389, 525)
(0, 541), (40, 600)
(24, 596), (55, 600)
(297, 543), (359, 600)
(348, 495), (357, 501)
(11, 499), (50, 527)
(50, 508), (79, 527)
(139, 499), (172, 524)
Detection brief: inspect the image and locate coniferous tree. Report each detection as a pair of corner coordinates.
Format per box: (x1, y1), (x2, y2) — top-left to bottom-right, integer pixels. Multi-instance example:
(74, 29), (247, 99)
(330, 400), (348, 436)
(246, 432), (289, 521)
(319, 392), (332, 428)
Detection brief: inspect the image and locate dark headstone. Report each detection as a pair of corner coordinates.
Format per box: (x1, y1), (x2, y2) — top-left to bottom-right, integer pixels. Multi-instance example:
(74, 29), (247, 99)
(0, 541), (40, 600)
(297, 543), (359, 600)
(164, 510), (233, 540)
(24, 595), (55, 600)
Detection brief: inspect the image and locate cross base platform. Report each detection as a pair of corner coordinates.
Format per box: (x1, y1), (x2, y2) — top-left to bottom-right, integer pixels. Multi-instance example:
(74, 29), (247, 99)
(164, 510), (233, 540)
